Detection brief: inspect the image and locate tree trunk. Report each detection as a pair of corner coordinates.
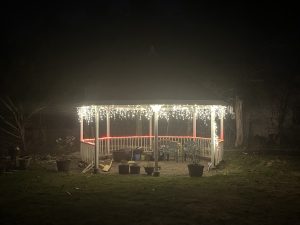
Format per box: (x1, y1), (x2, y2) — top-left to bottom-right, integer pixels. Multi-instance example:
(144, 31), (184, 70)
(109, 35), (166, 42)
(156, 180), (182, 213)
(235, 96), (244, 147)
(243, 108), (251, 148)
(277, 87), (290, 146)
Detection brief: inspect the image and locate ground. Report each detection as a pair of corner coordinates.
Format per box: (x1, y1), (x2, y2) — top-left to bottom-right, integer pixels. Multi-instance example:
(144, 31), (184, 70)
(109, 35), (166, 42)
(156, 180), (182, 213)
(35, 152), (211, 175)
(0, 151), (300, 225)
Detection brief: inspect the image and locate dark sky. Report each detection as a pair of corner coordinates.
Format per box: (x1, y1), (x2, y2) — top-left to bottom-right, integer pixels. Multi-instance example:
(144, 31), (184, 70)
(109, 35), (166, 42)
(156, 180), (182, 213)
(1, 1), (299, 104)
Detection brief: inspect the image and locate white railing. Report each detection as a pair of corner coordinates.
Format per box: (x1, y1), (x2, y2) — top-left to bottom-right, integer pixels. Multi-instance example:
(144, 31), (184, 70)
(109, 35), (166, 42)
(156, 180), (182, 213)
(82, 136), (153, 155)
(80, 141), (95, 164)
(215, 140), (224, 165)
(80, 136), (224, 165)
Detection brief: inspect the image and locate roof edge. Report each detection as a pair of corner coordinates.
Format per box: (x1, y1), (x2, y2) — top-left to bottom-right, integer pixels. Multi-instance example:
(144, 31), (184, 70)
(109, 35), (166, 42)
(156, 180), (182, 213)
(76, 99), (228, 106)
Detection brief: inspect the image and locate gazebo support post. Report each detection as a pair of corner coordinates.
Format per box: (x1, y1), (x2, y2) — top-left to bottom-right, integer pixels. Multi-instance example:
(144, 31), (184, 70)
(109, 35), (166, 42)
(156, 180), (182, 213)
(106, 111), (110, 155)
(220, 110), (224, 140)
(193, 111), (197, 140)
(154, 111), (159, 176)
(80, 117), (84, 161)
(220, 110), (224, 161)
(94, 110), (100, 173)
(80, 117), (83, 142)
(210, 106), (216, 168)
(149, 117), (153, 150)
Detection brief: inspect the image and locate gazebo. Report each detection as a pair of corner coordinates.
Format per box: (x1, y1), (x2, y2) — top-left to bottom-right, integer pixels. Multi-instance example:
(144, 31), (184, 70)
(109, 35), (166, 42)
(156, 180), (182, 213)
(77, 100), (232, 174)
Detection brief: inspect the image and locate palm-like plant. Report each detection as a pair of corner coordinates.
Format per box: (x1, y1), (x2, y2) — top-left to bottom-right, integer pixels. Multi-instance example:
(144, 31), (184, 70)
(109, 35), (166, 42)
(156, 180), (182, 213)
(183, 140), (201, 164)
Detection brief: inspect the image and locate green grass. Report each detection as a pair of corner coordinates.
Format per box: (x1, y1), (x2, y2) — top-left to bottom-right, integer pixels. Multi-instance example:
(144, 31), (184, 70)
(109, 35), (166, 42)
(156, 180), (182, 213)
(1, 151), (300, 225)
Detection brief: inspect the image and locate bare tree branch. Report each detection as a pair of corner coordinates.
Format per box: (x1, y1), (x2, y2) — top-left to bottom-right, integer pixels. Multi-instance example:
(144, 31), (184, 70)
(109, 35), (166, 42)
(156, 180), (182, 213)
(0, 127), (21, 139)
(0, 114), (19, 131)
(0, 97), (46, 155)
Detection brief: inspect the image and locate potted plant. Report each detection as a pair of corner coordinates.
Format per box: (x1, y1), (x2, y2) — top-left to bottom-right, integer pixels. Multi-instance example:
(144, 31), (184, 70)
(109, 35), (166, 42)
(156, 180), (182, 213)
(184, 141), (204, 177)
(118, 160), (129, 174)
(133, 147), (143, 161)
(113, 148), (131, 162)
(55, 136), (75, 172)
(130, 162), (140, 174)
(143, 161), (154, 176)
(18, 155), (32, 170)
(56, 155), (71, 172)
(7, 145), (32, 170)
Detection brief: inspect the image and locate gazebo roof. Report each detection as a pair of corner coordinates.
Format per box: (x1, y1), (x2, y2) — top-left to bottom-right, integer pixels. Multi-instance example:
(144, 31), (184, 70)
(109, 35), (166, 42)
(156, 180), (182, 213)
(77, 99), (228, 106)
(77, 99), (232, 122)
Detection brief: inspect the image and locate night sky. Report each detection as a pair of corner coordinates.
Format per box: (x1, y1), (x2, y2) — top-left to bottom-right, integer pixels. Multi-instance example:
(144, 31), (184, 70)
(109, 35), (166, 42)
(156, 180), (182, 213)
(1, 1), (299, 104)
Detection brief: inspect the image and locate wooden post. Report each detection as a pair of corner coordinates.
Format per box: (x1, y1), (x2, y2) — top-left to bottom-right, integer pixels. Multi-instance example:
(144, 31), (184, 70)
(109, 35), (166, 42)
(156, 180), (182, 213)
(193, 110), (197, 140)
(94, 110), (99, 173)
(80, 117), (84, 142)
(151, 104), (161, 176)
(106, 110), (110, 155)
(154, 111), (159, 174)
(80, 117), (83, 161)
(220, 110), (224, 140)
(149, 116), (153, 150)
(210, 106), (216, 167)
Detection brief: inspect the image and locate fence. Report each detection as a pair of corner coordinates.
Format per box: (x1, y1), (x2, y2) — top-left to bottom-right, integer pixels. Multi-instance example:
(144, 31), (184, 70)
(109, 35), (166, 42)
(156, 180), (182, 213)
(80, 136), (223, 165)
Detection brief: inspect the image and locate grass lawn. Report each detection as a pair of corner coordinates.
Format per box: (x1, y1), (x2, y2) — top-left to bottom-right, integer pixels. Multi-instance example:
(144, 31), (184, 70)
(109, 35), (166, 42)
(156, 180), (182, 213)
(1, 151), (300, 225)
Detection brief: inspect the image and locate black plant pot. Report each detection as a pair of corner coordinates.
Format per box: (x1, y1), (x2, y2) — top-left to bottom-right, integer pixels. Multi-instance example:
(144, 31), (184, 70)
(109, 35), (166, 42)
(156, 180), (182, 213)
(144, 167), (154, 176)
(188, 164), (204, 177)
(119, 164), (129, 174)
(18, 157), (32, 170)
(153, 171), (160, 177)
(56, 159), (71, 172)
(130, 165), (140, 174)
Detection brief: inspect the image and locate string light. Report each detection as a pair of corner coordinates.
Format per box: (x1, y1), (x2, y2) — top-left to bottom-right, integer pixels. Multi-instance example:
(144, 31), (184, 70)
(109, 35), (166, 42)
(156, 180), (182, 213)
(77, 104), (232, 123)
(77, 104), (232, 163)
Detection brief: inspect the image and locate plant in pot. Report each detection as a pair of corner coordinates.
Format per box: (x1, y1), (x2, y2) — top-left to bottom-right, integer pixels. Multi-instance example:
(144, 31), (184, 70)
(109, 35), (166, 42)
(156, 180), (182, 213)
(55, 136), (75, 172)
(56, 155), (71, 172)
(143, 161), (154, 176)
(18, 156), (32, 170)
(14, 145), (33, 170)
(130, 162), (141, 174)
(118, 160), (129, 174)
(184, 141), (204, 177)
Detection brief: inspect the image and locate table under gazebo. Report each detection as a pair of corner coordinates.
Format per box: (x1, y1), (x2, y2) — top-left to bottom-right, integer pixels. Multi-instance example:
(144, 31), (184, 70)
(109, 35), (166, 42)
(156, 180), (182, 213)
(77, 100), (232, 174)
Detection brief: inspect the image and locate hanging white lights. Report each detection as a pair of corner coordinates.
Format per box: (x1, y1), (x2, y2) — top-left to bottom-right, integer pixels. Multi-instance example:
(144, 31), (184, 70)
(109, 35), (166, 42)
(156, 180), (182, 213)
(150, 104), (162, 113)
(77, 104), (232, 123)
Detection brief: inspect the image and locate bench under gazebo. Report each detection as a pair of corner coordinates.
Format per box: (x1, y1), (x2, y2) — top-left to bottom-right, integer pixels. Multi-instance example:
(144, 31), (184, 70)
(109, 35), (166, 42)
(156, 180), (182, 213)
(77, 100), (232, 174)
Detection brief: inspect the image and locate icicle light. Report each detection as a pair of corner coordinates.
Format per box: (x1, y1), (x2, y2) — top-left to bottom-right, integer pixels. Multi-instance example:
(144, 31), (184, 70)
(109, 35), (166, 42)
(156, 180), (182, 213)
(77, 104), (233, 123)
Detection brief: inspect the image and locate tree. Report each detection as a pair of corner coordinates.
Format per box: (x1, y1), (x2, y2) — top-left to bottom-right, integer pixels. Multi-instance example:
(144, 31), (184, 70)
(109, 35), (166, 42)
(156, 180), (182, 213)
(0, 97), (45, 156)
(234, 96), (243, 147)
